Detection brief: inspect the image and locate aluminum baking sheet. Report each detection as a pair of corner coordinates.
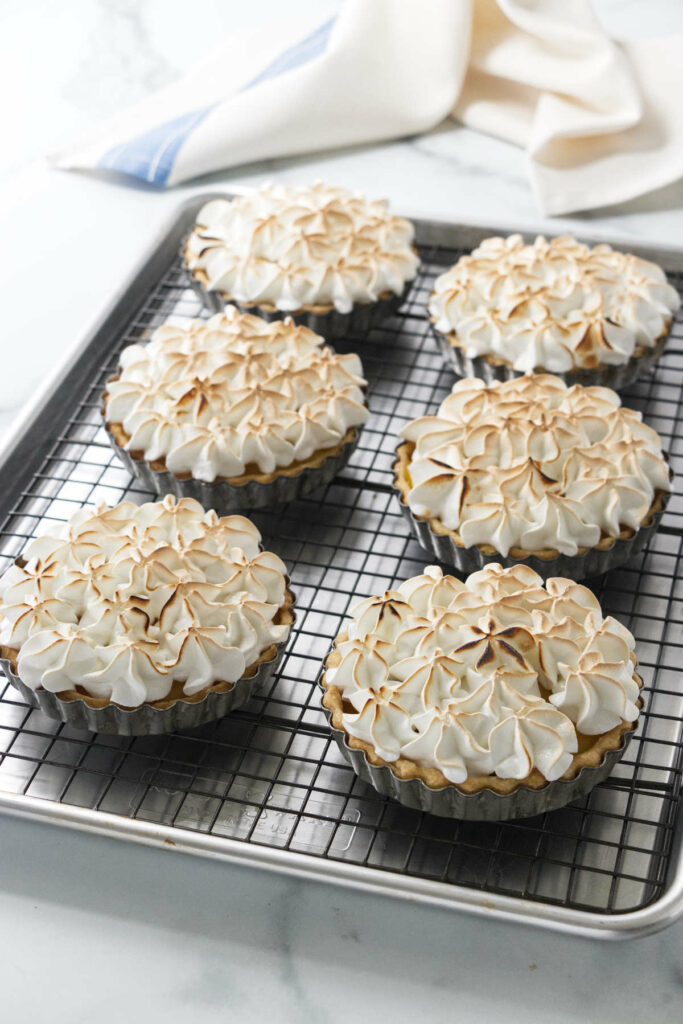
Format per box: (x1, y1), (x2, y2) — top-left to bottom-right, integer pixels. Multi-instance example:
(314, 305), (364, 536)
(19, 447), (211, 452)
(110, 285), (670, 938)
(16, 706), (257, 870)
(0, 194), (681, 940)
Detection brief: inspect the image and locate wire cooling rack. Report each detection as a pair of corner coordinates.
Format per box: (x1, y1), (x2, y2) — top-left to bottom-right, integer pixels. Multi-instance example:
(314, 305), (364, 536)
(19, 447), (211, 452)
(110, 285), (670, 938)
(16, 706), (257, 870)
(0, 199), (681, 935)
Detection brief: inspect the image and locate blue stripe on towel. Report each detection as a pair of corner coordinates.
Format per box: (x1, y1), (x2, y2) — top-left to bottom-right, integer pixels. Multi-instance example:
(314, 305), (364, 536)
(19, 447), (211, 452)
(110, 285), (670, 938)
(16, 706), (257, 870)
(96, 15), (337, 185)
(97, 104), (216, 185)
(239, 15), (337, 92)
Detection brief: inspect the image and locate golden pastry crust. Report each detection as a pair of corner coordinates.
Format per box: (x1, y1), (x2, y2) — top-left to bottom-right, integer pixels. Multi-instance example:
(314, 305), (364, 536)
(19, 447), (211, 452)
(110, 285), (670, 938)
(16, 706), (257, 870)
(1, 585), (294, 713)
(320, 630), (642, 796)
(393, 438), (669, 564)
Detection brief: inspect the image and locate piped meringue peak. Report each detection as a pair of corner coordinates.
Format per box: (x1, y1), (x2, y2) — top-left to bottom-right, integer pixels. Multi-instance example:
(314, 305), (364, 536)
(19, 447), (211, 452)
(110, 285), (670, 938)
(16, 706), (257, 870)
(104, 308), (369, 482)
(0, 496), (292, 708)
(429, 234), (680, 372)
(323, 564), (640, 785)
(185, 183), (419, 314)
(398, 374), (671, 558)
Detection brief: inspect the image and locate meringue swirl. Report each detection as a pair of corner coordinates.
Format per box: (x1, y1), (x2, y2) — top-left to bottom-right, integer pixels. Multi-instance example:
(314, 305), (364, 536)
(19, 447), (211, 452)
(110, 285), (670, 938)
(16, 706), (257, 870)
(185, 183), (419, 314)
(325, 564), (639, 784)
(0, 496), (291, 707)
(104, 308), (369, 482)
(429, 234), (680, 372)
(399, 374), (671, 557)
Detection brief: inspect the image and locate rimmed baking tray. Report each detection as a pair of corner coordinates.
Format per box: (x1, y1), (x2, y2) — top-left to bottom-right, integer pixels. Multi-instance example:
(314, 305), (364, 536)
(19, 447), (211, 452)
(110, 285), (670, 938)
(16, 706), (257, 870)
(0, 194), (681, 940)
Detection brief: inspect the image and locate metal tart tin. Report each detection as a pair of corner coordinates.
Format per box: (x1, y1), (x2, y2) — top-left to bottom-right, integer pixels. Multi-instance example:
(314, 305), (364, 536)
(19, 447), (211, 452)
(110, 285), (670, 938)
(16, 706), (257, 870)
(397, 492), (671, 581)
(431, 324), (669, 391)
(1, 619), (292, 736)
(319, 670), (642, 821)
(105, 424), (360, 512)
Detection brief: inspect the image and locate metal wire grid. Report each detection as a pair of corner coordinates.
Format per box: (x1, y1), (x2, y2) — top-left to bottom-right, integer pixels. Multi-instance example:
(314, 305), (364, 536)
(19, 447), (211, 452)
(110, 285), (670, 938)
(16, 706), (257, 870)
(0, 237), (682, 918)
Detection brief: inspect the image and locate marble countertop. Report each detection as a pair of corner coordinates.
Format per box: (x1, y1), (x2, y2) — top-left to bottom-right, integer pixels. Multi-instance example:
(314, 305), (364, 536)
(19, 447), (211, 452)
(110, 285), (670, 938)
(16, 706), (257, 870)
(1, 1), (682, 1020)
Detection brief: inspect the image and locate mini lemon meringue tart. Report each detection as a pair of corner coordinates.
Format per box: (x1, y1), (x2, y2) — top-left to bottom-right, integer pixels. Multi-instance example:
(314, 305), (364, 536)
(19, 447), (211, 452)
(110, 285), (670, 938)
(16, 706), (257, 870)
(0, 496), (294, 734)
(103, 308), (369, 510)
(394, 375), (672, 580)
(429, 234), (680, 389)
(184, 183), (419, 338)
(320, 564), (642, 820)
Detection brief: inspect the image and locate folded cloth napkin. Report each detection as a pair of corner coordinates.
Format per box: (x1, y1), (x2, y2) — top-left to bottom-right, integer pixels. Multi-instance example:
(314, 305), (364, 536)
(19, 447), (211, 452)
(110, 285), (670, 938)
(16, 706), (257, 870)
(52, 0), (683, 215)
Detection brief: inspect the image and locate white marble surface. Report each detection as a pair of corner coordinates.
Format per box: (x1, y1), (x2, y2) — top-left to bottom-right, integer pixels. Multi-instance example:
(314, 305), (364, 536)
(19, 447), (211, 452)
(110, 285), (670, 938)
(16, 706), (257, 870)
(1, 1), (682, 1020)
(0, 816), (682, 1024)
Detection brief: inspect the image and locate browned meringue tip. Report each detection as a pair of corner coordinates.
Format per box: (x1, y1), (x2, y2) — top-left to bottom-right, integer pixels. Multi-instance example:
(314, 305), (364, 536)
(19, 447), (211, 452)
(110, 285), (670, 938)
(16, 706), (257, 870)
(392, 440), (673, 582)
(429, 317), (670, 391)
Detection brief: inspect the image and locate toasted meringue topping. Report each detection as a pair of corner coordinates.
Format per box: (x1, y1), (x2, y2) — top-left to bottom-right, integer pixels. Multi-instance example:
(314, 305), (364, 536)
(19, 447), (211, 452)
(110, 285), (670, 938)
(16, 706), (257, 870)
(327, 565), (639, 783)
(185, 183), (419, 314)
(104, 308), (369, 481)
(400, 374), (671, 557)
(429, 234), (680, 371)
(0, 496), (291, 706)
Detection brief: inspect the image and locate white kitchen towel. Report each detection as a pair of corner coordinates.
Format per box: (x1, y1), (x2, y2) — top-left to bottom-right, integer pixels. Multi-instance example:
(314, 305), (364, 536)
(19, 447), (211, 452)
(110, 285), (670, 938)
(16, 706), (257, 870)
(51, 0), (683, 216)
